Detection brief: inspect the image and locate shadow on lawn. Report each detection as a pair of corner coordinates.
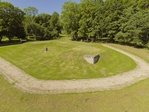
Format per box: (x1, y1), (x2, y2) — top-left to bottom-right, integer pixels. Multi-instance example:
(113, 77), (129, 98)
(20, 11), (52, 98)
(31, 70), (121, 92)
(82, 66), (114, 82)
(0, 40), (23, 47)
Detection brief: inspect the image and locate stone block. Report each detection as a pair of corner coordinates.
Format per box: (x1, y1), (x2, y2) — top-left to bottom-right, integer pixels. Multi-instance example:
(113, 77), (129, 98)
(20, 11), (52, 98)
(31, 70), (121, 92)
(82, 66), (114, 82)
(84, 54), (100, 64)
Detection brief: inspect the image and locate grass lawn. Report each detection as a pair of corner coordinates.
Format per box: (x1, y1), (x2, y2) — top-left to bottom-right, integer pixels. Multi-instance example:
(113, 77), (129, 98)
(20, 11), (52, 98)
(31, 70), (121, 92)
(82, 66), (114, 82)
(0, 38), (136, 80)
(0, 43), (149, 112)
(110, 43), (149, 62)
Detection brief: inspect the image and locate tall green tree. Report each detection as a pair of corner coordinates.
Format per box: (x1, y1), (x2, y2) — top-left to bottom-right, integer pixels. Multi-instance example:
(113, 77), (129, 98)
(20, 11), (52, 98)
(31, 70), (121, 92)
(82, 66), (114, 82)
(78, 0), (104, 41)
(0, 2), (26, 42)
(35, 13), (51, 27)
(61, 1), (80, 40)
(49, 12), (61, 38)
(114, 0), (149, 47)
(34, 14), (51, 40)
(23, 7), (38, 39)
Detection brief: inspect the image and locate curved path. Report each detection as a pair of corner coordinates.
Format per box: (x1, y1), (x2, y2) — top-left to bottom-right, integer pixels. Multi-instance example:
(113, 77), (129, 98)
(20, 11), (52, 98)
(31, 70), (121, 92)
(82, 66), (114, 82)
(0, 44), (149, 94)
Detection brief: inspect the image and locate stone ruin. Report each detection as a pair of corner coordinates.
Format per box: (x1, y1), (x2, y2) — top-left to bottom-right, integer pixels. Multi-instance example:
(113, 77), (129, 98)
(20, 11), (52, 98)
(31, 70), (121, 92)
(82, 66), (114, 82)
(84, 54), (100, 64)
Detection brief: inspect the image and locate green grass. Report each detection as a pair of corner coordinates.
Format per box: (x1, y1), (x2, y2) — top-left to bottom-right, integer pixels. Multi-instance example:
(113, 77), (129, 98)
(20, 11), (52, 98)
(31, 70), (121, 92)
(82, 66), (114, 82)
(0, 73), (149, 112)
(0, 43), (149, 112)
(110, 43), (149, 62)
(0, 39), (136, 80)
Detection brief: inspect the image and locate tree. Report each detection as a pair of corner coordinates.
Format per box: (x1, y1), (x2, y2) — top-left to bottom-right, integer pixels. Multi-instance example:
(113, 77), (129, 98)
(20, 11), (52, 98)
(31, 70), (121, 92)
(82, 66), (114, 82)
(78, 0), (95, 41)
(61, 1), (80, 40)
(24, 11), (61, 40)
(23, 7), (39, 40)
(24, 6), (38, 17)
(35, 13), (51, 27)
(49, 12), (61, 38)
(78, 0), (104, 41)
(0, 2), (26, 42)
(34, 13), (52, 40)
(114, 2), (149, 47)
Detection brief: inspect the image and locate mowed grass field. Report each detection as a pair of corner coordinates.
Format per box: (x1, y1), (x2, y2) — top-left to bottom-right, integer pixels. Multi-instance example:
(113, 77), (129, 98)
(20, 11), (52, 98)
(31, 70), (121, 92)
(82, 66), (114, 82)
(110, 44), (149, 62)
(0, 39), (136, 80)
(0, 44), (149, 112)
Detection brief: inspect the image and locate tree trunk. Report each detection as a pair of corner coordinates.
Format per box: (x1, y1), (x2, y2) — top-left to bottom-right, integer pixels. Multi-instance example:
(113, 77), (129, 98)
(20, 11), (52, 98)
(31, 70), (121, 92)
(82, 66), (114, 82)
(0, 36), (2, 43)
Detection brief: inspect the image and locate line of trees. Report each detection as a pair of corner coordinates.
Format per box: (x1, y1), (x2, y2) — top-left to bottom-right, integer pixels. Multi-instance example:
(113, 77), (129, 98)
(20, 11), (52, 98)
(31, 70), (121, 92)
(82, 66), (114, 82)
(24, 7), (61, 40)
(61, 0), (149, 48)
(0, 2), (61, 42)
(1, 0), (149, 48)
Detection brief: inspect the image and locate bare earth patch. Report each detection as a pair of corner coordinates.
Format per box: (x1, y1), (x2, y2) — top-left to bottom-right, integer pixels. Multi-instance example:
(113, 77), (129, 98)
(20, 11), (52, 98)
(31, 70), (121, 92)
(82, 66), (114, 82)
(0, 44), (149, 94)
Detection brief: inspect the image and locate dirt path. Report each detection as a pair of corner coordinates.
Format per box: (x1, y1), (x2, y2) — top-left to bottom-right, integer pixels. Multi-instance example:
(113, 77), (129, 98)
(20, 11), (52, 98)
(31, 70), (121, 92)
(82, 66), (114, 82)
(0, 44), (149, 94)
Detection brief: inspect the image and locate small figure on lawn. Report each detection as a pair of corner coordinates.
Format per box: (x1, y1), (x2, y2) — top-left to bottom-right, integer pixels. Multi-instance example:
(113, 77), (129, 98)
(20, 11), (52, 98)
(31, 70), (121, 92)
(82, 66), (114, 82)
(45, 47), (48, 52)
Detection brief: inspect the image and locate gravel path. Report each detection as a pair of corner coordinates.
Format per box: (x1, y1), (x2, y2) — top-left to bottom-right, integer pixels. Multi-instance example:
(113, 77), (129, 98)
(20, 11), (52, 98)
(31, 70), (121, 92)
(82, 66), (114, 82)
(0, 44), (149, 94)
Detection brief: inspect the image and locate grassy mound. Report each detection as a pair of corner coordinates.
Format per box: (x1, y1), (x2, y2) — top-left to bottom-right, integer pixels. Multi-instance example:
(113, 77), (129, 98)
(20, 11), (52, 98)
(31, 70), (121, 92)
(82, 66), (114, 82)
(0, 39), (136, 80)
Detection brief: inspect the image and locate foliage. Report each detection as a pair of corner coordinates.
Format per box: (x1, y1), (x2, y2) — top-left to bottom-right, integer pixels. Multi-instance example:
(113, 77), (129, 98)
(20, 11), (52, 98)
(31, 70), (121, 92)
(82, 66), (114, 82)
(0, 2), (62, 42)
(24, 10), (61, 40)
(24, 6), (38, 16)
(0, 2), (26, 42)
(24, 13), (52, 40)
(49, 12), (61, 38)
(61, 1), (80, 40)
(61, 0), (149, 47)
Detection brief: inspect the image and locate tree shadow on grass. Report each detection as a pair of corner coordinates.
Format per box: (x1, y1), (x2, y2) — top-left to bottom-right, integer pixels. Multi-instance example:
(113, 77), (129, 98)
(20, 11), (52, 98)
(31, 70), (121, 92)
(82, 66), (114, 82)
(0, 40), (23, 47)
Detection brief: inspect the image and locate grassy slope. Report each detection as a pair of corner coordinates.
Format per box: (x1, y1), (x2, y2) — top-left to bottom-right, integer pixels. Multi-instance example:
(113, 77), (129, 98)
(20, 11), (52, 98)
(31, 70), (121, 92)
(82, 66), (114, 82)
(0, 44), (149, 112)
(0, 39), (136, 80)
(110, 44), (149, 62)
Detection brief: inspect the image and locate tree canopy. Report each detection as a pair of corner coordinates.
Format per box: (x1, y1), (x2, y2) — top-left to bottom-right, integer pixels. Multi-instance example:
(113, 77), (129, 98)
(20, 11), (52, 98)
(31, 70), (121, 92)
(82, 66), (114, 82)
(24, 6), (38, 17)
(0, 0), (149, 48)
(0, 2), (62, 42)
(0, 2), (26, 42)
(23, 7), (61, 40)
(61, 0), (149, 48)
